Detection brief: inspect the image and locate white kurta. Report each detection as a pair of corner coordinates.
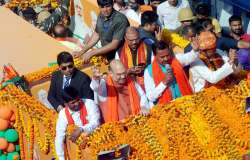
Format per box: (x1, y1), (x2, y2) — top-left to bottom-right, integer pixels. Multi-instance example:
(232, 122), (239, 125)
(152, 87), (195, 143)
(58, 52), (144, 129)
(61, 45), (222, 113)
(144, 49), (199, 104)
(90, 78), (153, 109)
(189, 49), (234, 93)
(55, 99), (100, 160)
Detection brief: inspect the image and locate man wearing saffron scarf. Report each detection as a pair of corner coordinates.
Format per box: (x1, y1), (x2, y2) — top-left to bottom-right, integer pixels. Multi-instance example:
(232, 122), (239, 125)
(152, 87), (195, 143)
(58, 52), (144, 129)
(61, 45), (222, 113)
(189, 31), (238, 93)
(55, 86), (100, 160)
(90, 60), (151, 123)
(115, 27), (153, 88)
(144, 40), (199, 105)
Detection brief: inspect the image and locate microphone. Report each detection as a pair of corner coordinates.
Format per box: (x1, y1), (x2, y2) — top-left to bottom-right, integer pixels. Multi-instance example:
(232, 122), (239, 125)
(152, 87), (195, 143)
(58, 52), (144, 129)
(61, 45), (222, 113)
(165, 64), (174, 85)
(165, 64), (173, 73)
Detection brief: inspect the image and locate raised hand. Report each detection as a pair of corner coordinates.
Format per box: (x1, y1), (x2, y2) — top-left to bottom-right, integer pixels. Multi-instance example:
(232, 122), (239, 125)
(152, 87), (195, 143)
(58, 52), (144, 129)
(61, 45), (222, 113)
(155, 26), (163, 41)
(82, 51), (94, 64)
(72, 51), (81, 58)
(190, 37), (200, 52)
(229, 49), (237, 65)
(69, 127), (82, 143)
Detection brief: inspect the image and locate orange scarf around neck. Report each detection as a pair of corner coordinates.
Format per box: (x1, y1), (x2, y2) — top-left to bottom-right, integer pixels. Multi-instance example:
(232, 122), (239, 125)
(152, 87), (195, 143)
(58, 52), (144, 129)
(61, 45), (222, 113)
(199, 52), (228, 88)
(105, 75), (141, 122)
(65, 101), (88, 125)
(199, 52), (224, 71)
(119, 41), (147, 68)
(152, 58), (193, 105)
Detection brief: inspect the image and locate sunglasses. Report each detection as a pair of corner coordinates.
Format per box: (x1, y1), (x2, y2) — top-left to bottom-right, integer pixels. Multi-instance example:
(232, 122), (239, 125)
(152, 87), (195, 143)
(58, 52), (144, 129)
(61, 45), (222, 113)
(61, 64), (74, 71)
(68, 98), (81, 105)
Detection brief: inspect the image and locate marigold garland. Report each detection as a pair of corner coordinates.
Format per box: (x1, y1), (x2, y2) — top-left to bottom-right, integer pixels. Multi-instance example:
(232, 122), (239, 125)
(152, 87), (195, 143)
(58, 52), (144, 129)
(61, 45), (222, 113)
(0, 77), (249, 159)
(15, 108), (26, 160)
(33, 118), (50, 153)
(24, 57), (106, 84)
(5, 0), (59, 10)
(78, 80), (250, 159)
(0, 84), (58, 159)
(19, 129), (26, 160)
(24, 58), (82, 83)
(28, 122), (34, 160)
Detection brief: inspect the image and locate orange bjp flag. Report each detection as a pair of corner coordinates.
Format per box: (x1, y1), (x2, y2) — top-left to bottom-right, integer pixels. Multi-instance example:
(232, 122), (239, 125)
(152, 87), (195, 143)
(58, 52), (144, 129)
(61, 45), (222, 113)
(3, 64), (19, 80)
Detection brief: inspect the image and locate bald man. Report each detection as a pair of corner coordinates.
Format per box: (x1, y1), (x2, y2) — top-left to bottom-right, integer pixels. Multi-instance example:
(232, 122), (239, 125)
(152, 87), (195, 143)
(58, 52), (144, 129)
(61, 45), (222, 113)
(115, 27), (154, 88)
(90, 60), (152, 123)
(53, 24), (83, 51)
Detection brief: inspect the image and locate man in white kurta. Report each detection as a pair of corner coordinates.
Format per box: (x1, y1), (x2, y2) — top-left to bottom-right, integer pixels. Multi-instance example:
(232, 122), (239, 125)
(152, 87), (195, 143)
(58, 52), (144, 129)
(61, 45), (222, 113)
(189, 31), (237, 93)
(189, 49), (235, 93)
(55, 87), (100, 160)
(90, 60), (152, 122)
(144, 40), (199, 105)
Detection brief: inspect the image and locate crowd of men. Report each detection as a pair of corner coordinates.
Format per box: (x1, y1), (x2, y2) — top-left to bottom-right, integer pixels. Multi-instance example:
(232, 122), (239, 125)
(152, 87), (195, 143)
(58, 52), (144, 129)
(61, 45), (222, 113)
(3, 0), (250, 159)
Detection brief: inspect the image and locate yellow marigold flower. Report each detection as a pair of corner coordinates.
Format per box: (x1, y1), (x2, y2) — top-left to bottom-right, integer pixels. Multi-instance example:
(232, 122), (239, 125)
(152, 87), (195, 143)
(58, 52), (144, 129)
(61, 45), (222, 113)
(162, 29), (190, 48)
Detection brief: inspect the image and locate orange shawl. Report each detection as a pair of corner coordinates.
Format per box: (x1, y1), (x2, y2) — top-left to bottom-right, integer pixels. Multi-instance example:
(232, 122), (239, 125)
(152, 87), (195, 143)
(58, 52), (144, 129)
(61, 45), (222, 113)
(105, 75), (141, 122)
(152, 58), (193, 105)
(199, 52), (228, 88)
(69, 0), (75, 16)
(65, 101), (88, 125)
(199, 52), (224, 71)
(119, 41), (147, 68)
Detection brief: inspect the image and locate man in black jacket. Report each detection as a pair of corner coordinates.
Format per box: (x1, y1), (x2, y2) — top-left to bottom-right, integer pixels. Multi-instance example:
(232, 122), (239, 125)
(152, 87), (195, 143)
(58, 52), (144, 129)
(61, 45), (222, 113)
(48, 52), (94, 112)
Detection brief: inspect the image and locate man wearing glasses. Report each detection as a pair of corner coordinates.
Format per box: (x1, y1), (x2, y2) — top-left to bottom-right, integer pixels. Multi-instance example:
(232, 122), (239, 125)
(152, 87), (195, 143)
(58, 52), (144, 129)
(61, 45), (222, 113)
(48, 52), (94, 112)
